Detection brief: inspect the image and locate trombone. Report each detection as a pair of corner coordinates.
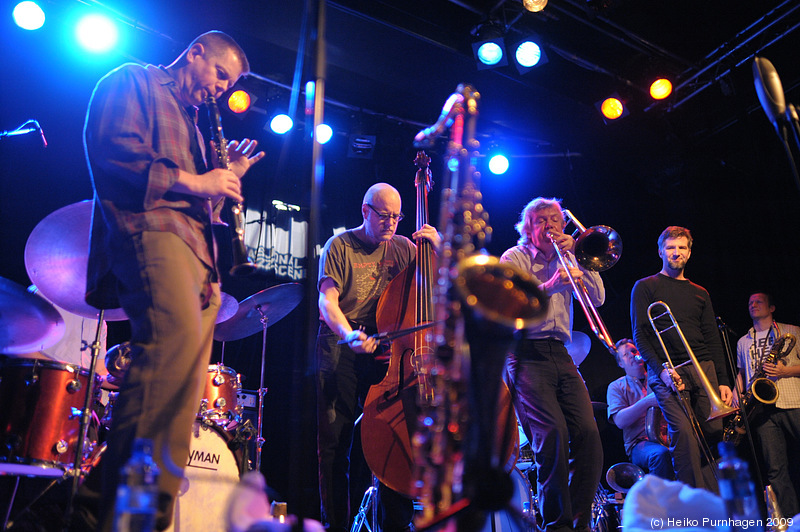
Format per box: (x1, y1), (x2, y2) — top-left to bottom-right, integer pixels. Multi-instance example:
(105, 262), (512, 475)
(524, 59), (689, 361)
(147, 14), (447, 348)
(548, 209), (621, 354)
(647, 301), (738, 475)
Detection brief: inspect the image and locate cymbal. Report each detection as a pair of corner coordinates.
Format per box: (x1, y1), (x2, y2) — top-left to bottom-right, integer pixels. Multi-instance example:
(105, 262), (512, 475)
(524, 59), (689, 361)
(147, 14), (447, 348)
(0, 276), (65, 354)
(214, 283), (303, 342)
(24, 201), (127, 321)
(566, 331), (591, 366)
(216, 292), (239, 324)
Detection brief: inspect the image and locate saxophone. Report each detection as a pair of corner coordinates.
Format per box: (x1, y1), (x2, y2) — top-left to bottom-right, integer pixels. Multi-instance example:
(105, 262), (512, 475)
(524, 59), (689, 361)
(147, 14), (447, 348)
(205, 95), (257, 276)
(411, 85), (547, 528)
(723, 332), (796, 444)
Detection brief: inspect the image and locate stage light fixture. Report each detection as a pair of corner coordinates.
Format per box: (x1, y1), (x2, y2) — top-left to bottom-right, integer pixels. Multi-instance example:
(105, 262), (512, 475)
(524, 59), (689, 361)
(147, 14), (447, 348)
(595, 93), (629, 123)
(75, 13), (118, 53)
(13, 1), (45, 30)
(315, 123), (333, 144)
(227, 90), (252, 114)
(488, 154), (510, 175)
(471, 21), (508, 70)
(649, 78), (673, 100)
(512, 38), (548, 74)
(522, 0), (548, 13)
(269, 113), (293, 135)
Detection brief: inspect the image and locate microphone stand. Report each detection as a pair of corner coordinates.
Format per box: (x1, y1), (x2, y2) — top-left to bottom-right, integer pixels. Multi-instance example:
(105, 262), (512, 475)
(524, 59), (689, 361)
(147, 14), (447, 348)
(716, 317), (765, 500)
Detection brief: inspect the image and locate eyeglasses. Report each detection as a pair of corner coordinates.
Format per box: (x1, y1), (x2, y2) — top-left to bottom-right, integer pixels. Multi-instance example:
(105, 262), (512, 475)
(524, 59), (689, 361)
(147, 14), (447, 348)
(365, 203), (404, 222)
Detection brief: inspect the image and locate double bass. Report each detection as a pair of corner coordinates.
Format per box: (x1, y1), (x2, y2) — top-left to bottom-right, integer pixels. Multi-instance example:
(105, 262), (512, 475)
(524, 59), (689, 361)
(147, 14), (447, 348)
(361, 152), (518, 497)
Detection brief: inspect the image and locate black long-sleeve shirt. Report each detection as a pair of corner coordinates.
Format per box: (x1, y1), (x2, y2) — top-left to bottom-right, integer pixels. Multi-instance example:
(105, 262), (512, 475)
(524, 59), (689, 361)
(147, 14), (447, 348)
(630, 273), (730, 388)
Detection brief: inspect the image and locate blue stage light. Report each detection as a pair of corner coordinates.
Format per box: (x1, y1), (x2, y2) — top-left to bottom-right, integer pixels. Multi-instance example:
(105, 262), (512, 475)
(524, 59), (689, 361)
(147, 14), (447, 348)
(75, 13), (118, 53)
(516, 41), (542, 68)
(477, 42), (504, 66)
(488, 154), (509, 175)
(269, 114), (293, 135)
(315, 123), (333, 144)
(13, 1), (45, 30)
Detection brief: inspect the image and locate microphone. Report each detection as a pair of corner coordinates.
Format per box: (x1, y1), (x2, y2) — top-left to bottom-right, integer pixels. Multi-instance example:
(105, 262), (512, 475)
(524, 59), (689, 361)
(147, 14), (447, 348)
(413, 91), (464, 148)
(716, 316), (739, 337)
(34, 121), (47, 148)
(753, 56), (786, 134)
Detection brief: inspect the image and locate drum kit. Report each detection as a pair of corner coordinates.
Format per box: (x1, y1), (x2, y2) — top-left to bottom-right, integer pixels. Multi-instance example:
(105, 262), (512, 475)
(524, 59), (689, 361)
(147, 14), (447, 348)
(1, 201), (304, 530)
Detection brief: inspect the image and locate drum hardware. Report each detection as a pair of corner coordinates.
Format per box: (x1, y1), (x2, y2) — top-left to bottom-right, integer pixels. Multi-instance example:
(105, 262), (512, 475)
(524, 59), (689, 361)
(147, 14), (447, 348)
(213, 283), (303, 471)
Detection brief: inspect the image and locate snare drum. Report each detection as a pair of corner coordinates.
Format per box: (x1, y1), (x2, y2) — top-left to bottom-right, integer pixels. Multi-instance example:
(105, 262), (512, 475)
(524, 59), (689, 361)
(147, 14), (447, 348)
(165, 421), (242, 532)
(0, 358), (98, 476)
(199, 364), (242, 429)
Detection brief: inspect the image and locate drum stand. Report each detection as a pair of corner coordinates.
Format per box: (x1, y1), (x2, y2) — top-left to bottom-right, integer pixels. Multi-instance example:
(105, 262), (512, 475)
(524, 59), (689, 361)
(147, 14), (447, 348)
(252, 305), (270, 472)
(62, 309), (105, 529)
(350, 475), (379, 532)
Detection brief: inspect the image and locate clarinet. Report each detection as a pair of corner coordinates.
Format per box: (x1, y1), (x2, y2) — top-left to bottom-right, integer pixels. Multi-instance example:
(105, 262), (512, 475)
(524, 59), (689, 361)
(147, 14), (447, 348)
(205, 95), (257, 276)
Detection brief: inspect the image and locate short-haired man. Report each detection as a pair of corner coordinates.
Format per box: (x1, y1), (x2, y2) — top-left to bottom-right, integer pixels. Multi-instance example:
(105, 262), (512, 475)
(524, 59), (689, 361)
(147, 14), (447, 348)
(630, 226), (733, 492)
(735, 292), (800, 517)
(607, 339), (674, 480)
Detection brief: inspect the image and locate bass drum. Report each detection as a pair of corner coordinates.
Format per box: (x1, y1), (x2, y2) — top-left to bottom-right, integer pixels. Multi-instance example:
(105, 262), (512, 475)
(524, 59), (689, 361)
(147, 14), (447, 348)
(481, 467), (536, 532)
(165, 421), (242, 532)
(0, 358), (98, 477)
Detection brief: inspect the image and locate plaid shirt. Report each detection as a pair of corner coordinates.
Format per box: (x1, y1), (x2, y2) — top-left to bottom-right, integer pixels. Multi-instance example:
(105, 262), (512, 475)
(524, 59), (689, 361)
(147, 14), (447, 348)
(84, 63), (220, 309)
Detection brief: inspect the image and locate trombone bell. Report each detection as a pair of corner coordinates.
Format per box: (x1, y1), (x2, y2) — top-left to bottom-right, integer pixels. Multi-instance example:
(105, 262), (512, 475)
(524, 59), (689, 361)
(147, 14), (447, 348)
(574, 225), (622, 272)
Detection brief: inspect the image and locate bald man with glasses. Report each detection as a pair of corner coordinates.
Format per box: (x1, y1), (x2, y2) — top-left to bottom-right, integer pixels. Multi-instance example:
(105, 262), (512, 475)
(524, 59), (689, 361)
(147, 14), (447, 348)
(315, 183), (439, 532)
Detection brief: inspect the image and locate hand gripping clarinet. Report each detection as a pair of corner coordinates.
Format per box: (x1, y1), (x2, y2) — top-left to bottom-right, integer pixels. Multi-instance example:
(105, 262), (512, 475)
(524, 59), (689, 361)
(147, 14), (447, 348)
(206, 95), (257, 276)
(411, 85), (547, 529)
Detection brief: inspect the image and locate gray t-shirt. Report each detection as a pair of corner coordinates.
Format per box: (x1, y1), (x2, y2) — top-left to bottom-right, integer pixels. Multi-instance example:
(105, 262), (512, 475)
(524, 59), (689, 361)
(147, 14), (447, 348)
(318, 230), (415, 329)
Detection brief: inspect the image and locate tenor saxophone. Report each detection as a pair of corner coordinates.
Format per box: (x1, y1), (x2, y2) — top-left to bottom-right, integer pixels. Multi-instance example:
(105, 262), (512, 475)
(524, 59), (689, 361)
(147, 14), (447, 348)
(411, 85), (547, 529)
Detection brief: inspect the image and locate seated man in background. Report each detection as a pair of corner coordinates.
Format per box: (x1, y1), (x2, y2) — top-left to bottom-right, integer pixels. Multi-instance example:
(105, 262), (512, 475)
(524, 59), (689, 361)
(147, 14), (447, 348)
(607, 339), (674, 480)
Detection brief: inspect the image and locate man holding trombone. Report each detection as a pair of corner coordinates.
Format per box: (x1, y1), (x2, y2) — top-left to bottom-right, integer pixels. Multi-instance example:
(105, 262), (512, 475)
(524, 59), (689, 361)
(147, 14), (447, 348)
(501, 197), (604, 532)
(630, 226), (734, 491)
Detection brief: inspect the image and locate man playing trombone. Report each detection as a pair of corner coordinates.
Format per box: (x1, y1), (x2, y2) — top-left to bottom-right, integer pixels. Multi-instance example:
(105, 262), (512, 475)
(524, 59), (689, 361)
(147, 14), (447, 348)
(501, 197), (604, 532)
(630, 226), (733, 492)
(734, 291), (800, 517)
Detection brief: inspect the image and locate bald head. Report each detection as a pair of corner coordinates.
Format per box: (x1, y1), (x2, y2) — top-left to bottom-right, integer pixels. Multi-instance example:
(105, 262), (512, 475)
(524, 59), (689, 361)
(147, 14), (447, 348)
(360, 183), (403, 245)
(363, 183), (400, 205)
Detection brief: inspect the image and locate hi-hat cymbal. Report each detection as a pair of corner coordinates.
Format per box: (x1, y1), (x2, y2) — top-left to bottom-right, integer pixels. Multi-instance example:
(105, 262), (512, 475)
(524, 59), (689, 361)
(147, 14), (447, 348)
(24, 201), (127, 321)
(214, 283), (303, 342)
(566, 331), (591, 366)
(216, 292), (239, 324)
(0, 276), (65, 354)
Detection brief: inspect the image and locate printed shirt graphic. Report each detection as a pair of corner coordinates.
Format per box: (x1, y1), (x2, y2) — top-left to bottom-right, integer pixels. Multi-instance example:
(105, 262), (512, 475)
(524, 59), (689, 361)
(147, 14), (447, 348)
(318, 230), (415, 328)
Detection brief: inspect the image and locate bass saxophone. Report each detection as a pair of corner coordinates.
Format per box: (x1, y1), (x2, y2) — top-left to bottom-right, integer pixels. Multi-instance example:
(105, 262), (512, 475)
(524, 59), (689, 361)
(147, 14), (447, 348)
(411, 84), (547, 529)
(205, 95), (257, 276)
(723, 333), (796, 444)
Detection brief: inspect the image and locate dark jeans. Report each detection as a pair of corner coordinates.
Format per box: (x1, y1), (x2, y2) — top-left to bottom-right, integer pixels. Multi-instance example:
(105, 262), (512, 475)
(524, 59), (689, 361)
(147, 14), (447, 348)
(315, 325), (413, 532)
(630, 440), (674, 480)
(754, 405), (800, 517)
(648, 359), (723, 492)
(507, 338), (603, 532)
